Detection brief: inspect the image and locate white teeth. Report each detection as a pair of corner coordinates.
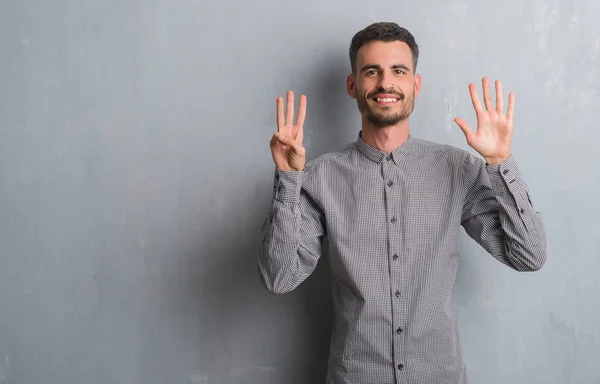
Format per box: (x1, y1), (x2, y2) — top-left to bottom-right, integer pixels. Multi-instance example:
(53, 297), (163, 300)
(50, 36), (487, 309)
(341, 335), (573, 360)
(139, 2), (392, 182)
(377, 98), (397, 102)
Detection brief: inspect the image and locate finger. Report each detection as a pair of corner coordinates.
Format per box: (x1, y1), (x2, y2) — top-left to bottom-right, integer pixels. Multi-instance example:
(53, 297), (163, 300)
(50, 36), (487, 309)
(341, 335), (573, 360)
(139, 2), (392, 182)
(482, 77), (493, 111)
(495, 80), (504, 113)
(297, 124), (304, 145)
(507, 92), (515, 120)
(285, 90), (294, 127)
(468, 83), (484, 113)
(276, 97), (284, 133)
(293, 95), (307, 142)
(454, 117), (475, 140)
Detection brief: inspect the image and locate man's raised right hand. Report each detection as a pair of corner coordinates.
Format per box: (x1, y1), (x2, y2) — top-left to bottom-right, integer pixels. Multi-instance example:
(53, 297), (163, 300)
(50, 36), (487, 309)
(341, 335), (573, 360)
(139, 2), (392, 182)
(269, 90), (306, 172)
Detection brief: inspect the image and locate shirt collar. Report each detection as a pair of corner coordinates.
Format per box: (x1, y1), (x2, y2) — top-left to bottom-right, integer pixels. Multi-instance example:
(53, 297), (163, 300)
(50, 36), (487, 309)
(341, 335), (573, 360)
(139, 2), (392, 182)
(356, 130), (416, 165)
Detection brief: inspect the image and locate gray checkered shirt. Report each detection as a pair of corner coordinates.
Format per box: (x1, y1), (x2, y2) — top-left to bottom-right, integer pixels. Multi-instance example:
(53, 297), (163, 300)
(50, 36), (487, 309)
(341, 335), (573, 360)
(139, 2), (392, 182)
(258, 132), (546, 384)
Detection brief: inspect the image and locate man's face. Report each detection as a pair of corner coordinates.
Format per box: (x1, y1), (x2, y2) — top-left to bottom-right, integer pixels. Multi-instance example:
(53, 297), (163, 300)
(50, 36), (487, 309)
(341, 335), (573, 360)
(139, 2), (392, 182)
(347, 41), (421, 128)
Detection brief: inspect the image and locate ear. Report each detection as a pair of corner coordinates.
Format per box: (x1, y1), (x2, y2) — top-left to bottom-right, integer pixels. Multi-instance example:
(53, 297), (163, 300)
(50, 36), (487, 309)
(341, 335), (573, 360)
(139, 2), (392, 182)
(414, 73), (422, 98)
(346, 73), (357, 99)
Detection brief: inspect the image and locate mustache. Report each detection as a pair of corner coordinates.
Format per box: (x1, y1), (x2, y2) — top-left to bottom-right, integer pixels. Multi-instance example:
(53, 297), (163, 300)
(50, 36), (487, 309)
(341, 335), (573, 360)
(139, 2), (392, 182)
(367, 88), (405, 99)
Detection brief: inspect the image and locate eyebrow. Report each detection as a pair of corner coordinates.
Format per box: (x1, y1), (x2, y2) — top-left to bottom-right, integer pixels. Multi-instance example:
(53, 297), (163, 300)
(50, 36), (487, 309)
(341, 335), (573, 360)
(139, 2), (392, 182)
(360, 64), (412, 73)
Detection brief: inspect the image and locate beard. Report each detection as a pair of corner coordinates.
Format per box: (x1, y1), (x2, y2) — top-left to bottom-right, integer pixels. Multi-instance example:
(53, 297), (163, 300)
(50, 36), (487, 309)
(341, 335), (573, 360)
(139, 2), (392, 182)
(357, 87), (415, 128)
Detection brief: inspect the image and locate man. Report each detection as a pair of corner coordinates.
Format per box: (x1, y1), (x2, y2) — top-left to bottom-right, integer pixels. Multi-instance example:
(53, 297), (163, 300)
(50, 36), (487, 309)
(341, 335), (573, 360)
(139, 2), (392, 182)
(257, 22), (546, 384)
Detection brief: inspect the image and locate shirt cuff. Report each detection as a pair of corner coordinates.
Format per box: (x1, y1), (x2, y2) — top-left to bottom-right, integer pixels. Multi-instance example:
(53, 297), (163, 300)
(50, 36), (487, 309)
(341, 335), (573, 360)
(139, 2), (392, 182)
(485, 155), (523, 195)
(273, 168), (304, 203)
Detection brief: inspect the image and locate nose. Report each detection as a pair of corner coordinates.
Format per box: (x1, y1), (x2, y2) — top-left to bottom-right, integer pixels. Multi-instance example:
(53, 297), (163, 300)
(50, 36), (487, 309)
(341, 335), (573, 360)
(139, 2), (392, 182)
(377, 70), (394, 90)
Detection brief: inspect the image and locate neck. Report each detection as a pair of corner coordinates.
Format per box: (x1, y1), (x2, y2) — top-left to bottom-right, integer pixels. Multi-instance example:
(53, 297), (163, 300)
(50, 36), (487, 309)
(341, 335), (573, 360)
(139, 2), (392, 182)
(361, 118), (410, 153)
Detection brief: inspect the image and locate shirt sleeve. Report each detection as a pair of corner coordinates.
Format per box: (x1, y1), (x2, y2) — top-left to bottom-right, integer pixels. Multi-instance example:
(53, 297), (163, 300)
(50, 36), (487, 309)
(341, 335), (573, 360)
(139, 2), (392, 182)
(461, 153), (547, 271)
(257, 165), (326, 294)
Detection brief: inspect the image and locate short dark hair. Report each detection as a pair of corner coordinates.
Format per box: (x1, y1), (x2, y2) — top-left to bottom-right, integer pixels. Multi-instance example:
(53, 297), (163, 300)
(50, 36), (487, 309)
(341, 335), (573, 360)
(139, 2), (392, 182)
(349, 22), (419, 74)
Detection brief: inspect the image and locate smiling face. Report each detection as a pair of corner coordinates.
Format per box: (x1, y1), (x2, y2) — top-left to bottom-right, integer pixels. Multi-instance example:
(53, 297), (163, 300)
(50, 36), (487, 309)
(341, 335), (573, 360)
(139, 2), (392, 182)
(347, 40), (421, 128)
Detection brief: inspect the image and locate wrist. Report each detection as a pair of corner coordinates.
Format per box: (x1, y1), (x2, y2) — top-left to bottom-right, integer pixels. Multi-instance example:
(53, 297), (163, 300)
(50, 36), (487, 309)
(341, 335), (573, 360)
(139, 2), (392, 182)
(277, 166), (304, 172)
(484, 154), (510, 166)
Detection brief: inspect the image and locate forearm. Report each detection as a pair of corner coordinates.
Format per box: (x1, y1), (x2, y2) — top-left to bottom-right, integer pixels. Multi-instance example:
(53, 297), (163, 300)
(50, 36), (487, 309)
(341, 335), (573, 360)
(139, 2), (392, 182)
(463, 155), (547, 271)
(257, 169), (324, 294)
(485, 156), (546, 270)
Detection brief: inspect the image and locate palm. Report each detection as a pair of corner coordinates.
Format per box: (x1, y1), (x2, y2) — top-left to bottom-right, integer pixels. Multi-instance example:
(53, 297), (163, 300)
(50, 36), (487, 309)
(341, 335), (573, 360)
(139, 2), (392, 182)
(454, 78), (514, 164)
(270, 91), (306, 171)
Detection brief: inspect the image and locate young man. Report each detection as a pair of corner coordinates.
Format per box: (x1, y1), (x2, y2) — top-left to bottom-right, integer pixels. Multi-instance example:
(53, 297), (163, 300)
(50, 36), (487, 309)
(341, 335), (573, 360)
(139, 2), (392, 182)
(258, 22), (546, 384)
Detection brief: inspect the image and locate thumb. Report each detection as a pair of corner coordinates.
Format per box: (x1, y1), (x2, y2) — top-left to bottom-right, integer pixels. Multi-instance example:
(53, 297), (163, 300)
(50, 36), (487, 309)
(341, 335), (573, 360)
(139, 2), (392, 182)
(454, 117), (474, 141)
(276, 133), (304, 153)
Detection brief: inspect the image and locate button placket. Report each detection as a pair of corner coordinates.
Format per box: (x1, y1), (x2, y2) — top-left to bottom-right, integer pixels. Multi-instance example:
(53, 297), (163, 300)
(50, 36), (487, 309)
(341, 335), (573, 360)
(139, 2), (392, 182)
(382, 159), (397, 233)
(383, 159), (407, 378)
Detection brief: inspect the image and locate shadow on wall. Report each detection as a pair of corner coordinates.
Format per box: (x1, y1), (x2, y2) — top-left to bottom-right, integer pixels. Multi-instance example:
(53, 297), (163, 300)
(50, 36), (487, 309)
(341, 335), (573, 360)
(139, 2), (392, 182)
(170, 52), (352, 384)
(186, 212), (333, 384)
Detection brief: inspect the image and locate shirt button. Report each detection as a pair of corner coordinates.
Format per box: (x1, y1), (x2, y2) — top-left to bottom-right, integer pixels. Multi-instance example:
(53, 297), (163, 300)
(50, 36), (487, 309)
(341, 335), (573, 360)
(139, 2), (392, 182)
(503, 169), (509, 175)
(520, 208), (525, 214)
(390, 216), (397, 223)
(398, 364), (404, 371)
(387, 180), (393, 187)
(395, 290), (401, 297)
(396, 328), (403, 334)
(386, 154), (392, 161)
(393, 254), (398, 260)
